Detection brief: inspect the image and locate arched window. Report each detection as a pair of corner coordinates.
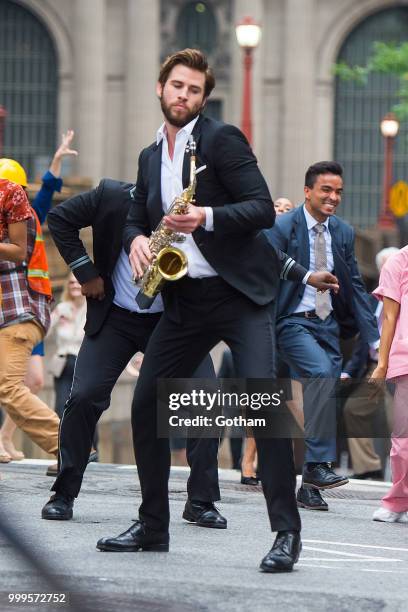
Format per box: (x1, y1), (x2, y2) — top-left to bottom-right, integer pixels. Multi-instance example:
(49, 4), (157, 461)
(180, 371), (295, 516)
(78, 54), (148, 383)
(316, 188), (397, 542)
(176, 2), (217, 55)
(334, 7), (408, 228)
(0, 0), (58, 180)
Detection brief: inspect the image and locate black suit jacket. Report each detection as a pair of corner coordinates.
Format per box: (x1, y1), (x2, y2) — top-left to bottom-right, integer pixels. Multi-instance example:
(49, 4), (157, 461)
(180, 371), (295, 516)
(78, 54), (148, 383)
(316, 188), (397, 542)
(123, 115), (306, 309)
(47, 179), (133, 336)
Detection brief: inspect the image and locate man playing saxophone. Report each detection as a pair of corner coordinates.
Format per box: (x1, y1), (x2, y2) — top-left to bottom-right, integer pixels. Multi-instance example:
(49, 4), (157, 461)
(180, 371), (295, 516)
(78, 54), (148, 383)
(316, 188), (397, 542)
(98, 49), (339, 572)
(135, 136), (198, 309)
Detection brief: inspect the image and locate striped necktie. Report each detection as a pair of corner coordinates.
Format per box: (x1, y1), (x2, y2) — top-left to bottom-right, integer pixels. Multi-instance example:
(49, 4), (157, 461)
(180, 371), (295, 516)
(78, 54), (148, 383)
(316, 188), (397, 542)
(313, 223), (332, 320)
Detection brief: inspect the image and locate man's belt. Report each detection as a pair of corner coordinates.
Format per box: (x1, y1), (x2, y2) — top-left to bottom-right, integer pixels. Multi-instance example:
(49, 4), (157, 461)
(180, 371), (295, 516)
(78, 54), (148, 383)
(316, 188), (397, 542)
(290, 310), (319, 319)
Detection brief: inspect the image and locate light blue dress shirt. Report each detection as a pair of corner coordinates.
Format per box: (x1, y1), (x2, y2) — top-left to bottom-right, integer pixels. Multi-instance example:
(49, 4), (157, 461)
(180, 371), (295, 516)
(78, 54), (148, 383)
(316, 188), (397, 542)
(294, 205), (334, 314)
(112, 248), (164, 313)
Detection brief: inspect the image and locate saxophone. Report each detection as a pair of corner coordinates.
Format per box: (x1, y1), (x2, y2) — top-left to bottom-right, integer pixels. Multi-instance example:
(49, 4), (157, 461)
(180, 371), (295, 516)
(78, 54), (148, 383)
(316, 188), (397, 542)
(135, 136), (199, 309)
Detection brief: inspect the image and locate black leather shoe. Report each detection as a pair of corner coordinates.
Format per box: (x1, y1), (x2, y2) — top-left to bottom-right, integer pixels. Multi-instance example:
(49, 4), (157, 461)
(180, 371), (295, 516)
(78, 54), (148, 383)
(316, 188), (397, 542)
(41, 493), (74, 520)
(297, 485), (328, 511)
(182, 500), (227, 529)
(260, 531), (301, 573)
(241, 474), (259, 486)
(96, 520), (169, 552)
(303, 463), (349, 489)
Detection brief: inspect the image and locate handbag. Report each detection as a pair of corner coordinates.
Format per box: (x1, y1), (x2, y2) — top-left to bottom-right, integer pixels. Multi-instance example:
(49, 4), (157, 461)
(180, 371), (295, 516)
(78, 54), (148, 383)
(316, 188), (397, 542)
(48, 353), (68, 378)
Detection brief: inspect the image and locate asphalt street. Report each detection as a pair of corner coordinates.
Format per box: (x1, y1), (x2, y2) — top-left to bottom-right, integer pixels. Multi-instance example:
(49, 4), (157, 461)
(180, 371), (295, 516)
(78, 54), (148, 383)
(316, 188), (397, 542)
(0, 460), (407, 612)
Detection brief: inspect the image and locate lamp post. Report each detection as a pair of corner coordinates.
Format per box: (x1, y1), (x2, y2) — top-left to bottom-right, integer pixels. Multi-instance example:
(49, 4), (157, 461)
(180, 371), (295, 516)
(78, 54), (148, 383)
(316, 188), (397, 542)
(379, 112), (399, 229)
(235, 16), (261, 146)
(0, 106), (7, 158)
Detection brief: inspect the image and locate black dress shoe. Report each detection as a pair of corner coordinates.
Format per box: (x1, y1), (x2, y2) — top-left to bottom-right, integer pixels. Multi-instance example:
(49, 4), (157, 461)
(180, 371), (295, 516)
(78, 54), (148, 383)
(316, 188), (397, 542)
(350, 469), (383, 481)
(241, 473), (259, 486)
(182, 500), (227, 529)
(96, 520), (169, 552)
(297, 485), (328, 511)
(41, 493), (74, 520)
(303, 462), (349, 489)
(260, 531), (301, 573)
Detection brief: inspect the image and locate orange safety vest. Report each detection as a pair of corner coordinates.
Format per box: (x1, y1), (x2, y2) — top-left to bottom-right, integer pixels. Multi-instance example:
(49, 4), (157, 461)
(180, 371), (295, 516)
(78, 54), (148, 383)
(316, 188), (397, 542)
(27, 210), (52, 297)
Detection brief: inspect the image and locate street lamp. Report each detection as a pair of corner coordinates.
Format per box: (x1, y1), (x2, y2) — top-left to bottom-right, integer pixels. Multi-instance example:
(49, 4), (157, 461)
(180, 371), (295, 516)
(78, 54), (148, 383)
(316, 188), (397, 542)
(379, 112), (399, 229)
(235, 16), (262, 146)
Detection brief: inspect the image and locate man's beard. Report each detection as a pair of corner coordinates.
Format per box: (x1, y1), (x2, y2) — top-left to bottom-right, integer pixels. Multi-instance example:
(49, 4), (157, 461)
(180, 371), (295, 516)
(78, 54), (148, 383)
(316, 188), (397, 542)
(160, 97), (202, 128)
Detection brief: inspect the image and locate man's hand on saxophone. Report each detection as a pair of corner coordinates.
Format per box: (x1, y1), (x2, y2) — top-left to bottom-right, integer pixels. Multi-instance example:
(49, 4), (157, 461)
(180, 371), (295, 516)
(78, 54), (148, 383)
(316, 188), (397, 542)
(164, 204), (206, 234)
(129, 235), (153, 279)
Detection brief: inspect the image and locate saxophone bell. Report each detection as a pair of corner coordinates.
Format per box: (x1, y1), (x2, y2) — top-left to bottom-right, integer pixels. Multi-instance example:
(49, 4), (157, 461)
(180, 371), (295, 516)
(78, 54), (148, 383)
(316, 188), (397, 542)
(135, 246), (188, 309)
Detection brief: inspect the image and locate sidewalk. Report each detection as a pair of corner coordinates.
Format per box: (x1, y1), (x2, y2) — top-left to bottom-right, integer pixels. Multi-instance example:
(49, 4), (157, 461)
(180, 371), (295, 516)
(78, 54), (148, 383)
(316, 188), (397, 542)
(0, 461), (407, 612)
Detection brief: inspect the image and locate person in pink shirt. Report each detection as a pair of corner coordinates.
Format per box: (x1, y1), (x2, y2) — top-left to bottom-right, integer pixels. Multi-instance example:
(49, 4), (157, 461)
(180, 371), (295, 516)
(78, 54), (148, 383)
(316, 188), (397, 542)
(371, 246), (408, 523)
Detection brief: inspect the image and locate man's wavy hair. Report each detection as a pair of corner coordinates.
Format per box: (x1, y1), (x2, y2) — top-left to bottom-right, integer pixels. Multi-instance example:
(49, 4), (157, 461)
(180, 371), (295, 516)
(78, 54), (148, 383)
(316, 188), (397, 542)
(158, 49), (215, 98)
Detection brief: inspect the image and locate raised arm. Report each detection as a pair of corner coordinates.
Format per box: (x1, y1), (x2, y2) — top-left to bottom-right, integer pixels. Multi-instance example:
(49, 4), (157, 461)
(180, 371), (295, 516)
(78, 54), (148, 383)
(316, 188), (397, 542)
(49, 130), (78, 178)
(33, 130), (78, 224)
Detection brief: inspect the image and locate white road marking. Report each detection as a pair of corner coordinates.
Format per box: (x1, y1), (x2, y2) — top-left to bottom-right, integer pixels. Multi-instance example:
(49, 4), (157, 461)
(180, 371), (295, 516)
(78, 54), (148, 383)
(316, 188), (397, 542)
(303, 546), (400, 561)
(298, 564), (407, 574)
(303, 539), (408, 553)
(348, 479), (392, 488)
(14, 459), (54, 465)
(361, 568), (408, 574)
(301, 558), (399, 562)
(298, 564), (342, 569)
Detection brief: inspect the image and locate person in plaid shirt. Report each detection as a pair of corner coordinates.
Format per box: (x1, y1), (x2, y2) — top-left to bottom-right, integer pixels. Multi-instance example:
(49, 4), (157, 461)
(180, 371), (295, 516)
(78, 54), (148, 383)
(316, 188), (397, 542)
(0, 179), (30, 264)
(0, 178), (59, 458)
(0, 131), (77, 463)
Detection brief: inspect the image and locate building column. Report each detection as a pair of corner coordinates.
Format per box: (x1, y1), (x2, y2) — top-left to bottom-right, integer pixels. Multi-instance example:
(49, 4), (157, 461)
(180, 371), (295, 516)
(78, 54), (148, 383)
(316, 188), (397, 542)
(315, 79), (335, 161)
(73, 0), (106, 184)
(280, 0), (316, 204)
(123, 0), (161, 182)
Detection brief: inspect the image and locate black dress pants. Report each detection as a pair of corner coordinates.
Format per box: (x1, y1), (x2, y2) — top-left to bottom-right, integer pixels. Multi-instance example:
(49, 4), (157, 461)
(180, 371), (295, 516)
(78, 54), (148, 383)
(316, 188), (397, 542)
(54, 355), (77, 419)
(132, 277), (301, 534)
(52, 305), (218, 500)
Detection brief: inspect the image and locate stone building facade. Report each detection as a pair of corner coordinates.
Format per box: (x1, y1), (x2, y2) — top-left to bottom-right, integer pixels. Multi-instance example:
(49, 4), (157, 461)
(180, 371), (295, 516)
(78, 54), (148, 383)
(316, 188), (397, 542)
(2, 0), (408, 227)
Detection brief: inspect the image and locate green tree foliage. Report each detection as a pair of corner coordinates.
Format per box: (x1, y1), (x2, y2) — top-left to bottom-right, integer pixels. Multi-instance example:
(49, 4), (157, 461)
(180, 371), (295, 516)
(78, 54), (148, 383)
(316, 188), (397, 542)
(333, 42), (408, 118)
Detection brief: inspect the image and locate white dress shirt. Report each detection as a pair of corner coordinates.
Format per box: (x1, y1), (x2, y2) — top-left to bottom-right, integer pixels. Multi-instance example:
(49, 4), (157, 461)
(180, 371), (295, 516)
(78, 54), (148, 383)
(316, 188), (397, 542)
(294, 205), (334, 314)
(156, 116), (218, 278)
